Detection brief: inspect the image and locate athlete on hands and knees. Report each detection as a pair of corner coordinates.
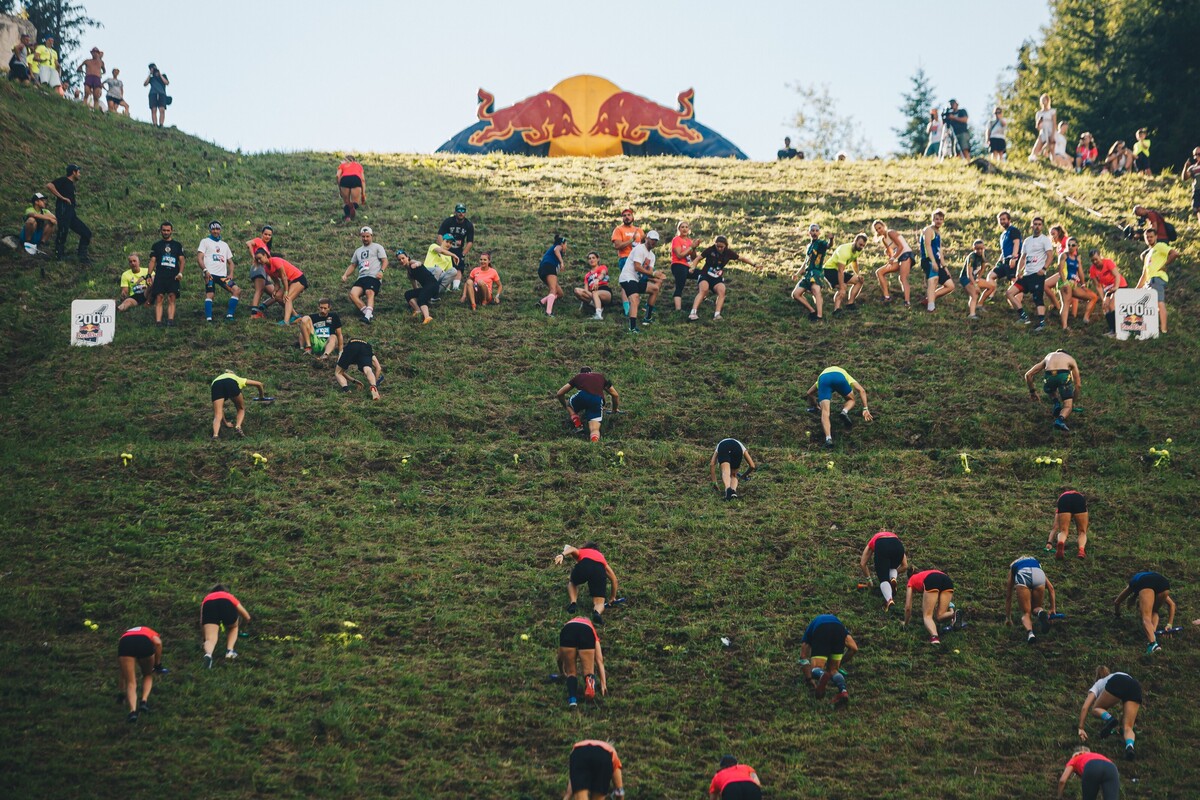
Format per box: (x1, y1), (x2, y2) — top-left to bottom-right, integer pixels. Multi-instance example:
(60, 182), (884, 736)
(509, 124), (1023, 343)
(556, 367), (619, 443)
(1047, 489), (1089, 559)
(210, 370), (266, 439)
(919, 209), (954, 312)
(341, 226), (387, 324)
(149, 221), (185, 327)
(1057, 747), (1120, 800)
(791, 223), (830, 320)
(196, 221), (240, 322)
(564, 739), (623, 800)
(799, 613), (857, 707)
(860, 530), (908, 612)
(709, 755), (762, 800)
(1078, 666), (1143, 761)
(710, 438), (756, 501)
(823, 233), (867, 314)
(116, 625), (165, 722)
(1007, 215), (1053, 330)
(618, 231), (662, 333)
(1005, 555), (1058, 644)
(293, 298), (344, 358)
(805, 366), (872, 448)
(1113, 571), (1176, 654)
(557, 616), (607, 711)
(984, 211), (1022, 306)
(960, 239), (994, 319)
(904, 569), (959, 645)
(1025, 349), (1080, 432)
(573, 252), (611, 320)
(117, 254), (150, 312)
(554, 542), (619, 625)
(254, 250), (307, 325)
(538, 234), (568, 316)
(335, 339), (383, 401)
(872, 219), (915, 305)
(690, 235), (757, 321)
(245, 225), (275, 319)
(464, 253), (502, 309)
(200, 584), (251, 668)
(335, 155), (366, 223)
(1058, 237), (1098, 329)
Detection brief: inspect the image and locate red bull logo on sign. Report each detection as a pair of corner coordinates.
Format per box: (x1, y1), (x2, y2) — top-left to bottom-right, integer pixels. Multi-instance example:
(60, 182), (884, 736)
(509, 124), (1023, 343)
(438, 75), (746, 159)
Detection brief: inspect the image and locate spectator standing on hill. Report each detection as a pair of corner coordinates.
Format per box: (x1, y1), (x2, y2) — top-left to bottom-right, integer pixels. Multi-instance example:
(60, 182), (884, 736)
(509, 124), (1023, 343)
(860, 531), (908, 612)
(611, 208), (644, 315)
(398, 249), (437, 325)
(7, 33), (32, 84)
(1047, 489), (1089, 559)
(197, 221), (240, 322)
(556, 366), (619, 443)
(804, 365), (872, 449)
(554, 542), (619, 624)
(791, 223), (830, 319)
(437, 203), (473, 289)
(1024, 349), (1080, 433)
(1057, 747), (1120, 799)
(983, 211), (1021, 306)
(200, 585), (251, 668)
(1007, 215), (1052, 330)
(943, 100), (969, 160)
(574, 251), (611, 319)
(1102, 141), (1132, 176)
(1113, 572), (1176, 655)
(1075, 132), (1098, 171)
(1029, 94), (1056, 161)
(923, 108), (943, 157)
(986, 107), (1007, 161)
(31, 36), (60, 91)
(872, 219), (915, 305)
(563, 740), (622, 797)
(619, 231), (662, 333)
(117, 254), (150, 312)
(1005, 555), (1058, 644)
(293, 297), (343, 358)
(150, 221), (185, 326)
(777, 137), (798, 159)
(919, 210), (953, 312)
(1132, 128), (1152, 174)
(335, 338), (382, 401)
(44, 164), (93, 265)
(690, 235), (758, 321)
(335, 155), (365, 223)
(116, 625), (165, 723)
(341, 226), (387, 323)
(799, 613), (856, 707)
(538, 234), (568, 316)
(77, 47), (104, 110)
(709, 755), (762, 799)
(710, 437), (756, 501)
(20, 192), (56, 255)
(670, 220), (697, 312)
(1135, 228), (1179, 335)
(464, 252), (502, 309)
(144, 63), (169, 127)
(1077, 666), (1143, 760)
(104, 68), (129, 114)
(1182, 146), (1200, 222)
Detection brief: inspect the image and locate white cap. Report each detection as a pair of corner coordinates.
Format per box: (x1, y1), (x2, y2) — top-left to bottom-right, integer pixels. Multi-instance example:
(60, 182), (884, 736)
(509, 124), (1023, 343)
(646, 230), (661, 241)
(359, 226), (373, 235)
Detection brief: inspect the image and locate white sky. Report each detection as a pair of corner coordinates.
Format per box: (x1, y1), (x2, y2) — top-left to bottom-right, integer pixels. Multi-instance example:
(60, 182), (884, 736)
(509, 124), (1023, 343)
(73, 0), (1051, 159)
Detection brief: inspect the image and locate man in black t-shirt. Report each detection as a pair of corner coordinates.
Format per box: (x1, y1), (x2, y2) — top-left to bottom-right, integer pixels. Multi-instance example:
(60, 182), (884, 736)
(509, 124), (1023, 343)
(43, 163), (92, 264)
(944, 100), (970, 161)
(293, 298), (344, 358)
(149, 221), (186, 326)
(436, 203), (474, 290)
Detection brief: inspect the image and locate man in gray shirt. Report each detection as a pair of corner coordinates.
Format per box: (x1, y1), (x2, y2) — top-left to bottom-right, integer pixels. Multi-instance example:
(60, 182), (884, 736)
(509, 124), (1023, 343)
(341, 226), (388, 324)
(1007, 215), (1053, 331)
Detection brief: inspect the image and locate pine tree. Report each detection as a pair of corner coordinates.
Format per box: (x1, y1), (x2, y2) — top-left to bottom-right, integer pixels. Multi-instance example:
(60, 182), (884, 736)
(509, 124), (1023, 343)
(894, 68), (937, 157)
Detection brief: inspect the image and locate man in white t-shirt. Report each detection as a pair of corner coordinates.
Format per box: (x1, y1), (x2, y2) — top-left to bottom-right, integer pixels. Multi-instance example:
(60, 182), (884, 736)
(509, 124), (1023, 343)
(618, 230), (662, 333)
(197, 221), (240, 321)
(340, 226), (388, 322)
(1006, 215), (1053, 330)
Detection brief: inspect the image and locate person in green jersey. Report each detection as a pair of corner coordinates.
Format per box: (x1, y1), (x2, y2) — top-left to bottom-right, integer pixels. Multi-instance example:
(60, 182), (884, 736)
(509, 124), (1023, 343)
(117, 254), (151, 312)
(805, 366), (873, 448)
(824, 234), (867, 314)
(791, 223), (831, 321)
(210, 371), (267, 439)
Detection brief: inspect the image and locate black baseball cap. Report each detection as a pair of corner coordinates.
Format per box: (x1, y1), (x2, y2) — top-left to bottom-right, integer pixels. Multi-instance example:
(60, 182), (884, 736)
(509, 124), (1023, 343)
(66, 163), (81, 174)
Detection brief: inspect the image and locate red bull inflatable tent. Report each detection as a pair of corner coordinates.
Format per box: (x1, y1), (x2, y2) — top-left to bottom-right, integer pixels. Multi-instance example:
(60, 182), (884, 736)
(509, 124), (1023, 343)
(437, 75), (747, 159)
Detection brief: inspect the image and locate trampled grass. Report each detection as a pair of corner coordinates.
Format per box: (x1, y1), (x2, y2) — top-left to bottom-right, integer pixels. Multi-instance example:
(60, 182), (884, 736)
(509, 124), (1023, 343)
(1, 80), (1198, 798)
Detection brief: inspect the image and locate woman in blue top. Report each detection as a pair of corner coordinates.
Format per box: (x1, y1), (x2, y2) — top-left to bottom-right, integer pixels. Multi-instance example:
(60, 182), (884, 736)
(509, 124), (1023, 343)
(1058, 237), (1098, 330)
(1004, 556), (1057, 644)
(1113, 572), (1176, 654)
(537, 234), (567, 316)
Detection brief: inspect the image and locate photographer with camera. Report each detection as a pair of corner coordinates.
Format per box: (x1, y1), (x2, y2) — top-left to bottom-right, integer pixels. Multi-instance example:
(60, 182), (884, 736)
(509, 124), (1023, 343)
(144, 63), (170, 127)
(942, 100), (970, 161)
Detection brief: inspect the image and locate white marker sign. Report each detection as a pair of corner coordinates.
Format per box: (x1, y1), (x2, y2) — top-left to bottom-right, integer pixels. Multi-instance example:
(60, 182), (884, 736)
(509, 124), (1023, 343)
(1114, 288), (1159, 341)
(70, 299), (116, 346)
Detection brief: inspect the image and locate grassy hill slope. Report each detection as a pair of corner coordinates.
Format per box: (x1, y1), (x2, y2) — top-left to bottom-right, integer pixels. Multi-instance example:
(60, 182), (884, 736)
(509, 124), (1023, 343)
(1, 81), (1198, 798)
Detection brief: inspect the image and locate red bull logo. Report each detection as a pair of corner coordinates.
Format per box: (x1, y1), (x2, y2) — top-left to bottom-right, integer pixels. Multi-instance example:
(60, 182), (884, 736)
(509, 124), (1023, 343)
(1121, 313), (1145, 331)
(77, 322), (101, 342)
(589, 89), (703, 144)
(468, 89), (582, 147)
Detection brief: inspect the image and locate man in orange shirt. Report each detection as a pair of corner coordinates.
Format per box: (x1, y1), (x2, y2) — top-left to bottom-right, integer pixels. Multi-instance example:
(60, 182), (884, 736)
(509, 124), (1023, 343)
(611, 207), (644, 315)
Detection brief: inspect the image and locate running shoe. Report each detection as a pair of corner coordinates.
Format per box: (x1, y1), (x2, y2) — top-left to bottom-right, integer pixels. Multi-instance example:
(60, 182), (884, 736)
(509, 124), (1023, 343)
(138, 701), (151, 713)
(592, 611), (604, 626)
(584, 675), (596, 700)
(713, 312), (722, 321)
(1099, 716), (1120, 739)
(202, 653), (213, 669)
(127, 711), (139, 723)
(593, 312), (604, 320)
(641, 317), (653, 326)
(824, 438), (834, 449)
(1037, 609), (1050, 634)
(724, 488), (733, 501)
(833, 690), (849, 708)
(1054, 418), (1070, 432)
(1077, 550), (1086, 559)
(235, 427), (245, 438)
(565, 602), (577, 613)
(226, 650), (238, 660)
(568, 698), (578, 710)
(1033, 321), (1047, 332)
(688, 311), (699, 321)
(968, 314), (980, 320)
(1125, 745), (1136, 761)
(729, 490), (739, 501)
(251, 310), (265, 319)
(1055, 541), (1065, 559)
(1044, 542), (1056, 553)
(881, 296), (893, 303)
(846, 303), (858, 312)
(422, 317), (433, 325)
(1146, 642), (1161, 655)
(808, 312), (819, 321)
(206, 317), (213, 323)
(833, 308), (843, 316)
(1027, 631), (1037, 644)
(839, 409), (853, 429)
(884, 599), (895, 613)
(929, 635), (941, 645)
(1053, 401), (1063, 416)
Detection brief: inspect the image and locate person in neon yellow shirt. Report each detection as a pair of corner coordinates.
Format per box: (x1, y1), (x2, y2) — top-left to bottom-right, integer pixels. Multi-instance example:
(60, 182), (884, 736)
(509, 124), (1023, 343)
(1135, 228), (1180, 335)
(823, 235), (867, 313)
(31, 37), (60, 91)
(804, 366), (873, 448)
(118, 254), (151, 312)
(425, 234), (460, 289)
(1132, 128), (1151, 175)
(210, 371), (267, 439)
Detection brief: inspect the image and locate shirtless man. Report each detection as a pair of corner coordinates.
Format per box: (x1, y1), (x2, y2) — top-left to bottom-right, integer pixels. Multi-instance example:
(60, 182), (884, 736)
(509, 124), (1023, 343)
(1025, 350), (1081, 433)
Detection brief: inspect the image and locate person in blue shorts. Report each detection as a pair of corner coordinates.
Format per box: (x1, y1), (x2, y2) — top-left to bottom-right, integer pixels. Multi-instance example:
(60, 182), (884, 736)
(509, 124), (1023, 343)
(1113, 571), (1176, 654)
(1005, 555), (1058, 644)
(919, 209), (954, 312)
(555, 367), (619, 443)
(799, 613), (857, 707)
(805, 366), (872, 448)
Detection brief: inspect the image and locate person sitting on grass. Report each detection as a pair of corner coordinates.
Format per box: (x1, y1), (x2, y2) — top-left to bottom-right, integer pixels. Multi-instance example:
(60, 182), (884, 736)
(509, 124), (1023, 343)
(709, 754), (762, 799)
(20, 192), (56, 255)
(859, 531), (908, 612)
(1113, 571), (1176, 655)
(463, 252), (502, 309)
(1005, 555), (1057, 644)
(116, 625), (165, 723)
(1102, 140), (1133, 176)
(293, 297), (343, 358)
(573, 252), (612, 320)
(1057, 747), (1120, 800)
(335, 339), (382, 401)
(563, 740), (622, 799)
(556, 617), (607, 711)
(200, 584), (251, 669)
(117, 254), (150, 312)
(903, 568), (960, 645)
(210, 370), (267, 439)
(799, 613), (857, 707)
(1047, 489), (1089, 559)
(805, 366), (872, 449)
(1024, 350), (1080, 433)
(1058, 237), (1099, 329)
(710, 438), (756, 501)
(1078, 666), (1143, 761)
(554, 542), (619, 625)
(555, 366), (619, 443)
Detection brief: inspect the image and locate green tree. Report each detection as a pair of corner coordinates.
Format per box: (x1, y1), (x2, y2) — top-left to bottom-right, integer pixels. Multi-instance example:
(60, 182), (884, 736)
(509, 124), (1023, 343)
(19, 0), (102, 81)
(789, 82), (872, 160)
(894, 67), (937, 156)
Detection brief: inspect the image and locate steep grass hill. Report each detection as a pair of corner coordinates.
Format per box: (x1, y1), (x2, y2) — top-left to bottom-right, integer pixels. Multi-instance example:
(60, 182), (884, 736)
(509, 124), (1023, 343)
(1, 80), (1198, 798)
